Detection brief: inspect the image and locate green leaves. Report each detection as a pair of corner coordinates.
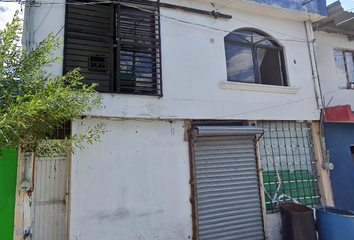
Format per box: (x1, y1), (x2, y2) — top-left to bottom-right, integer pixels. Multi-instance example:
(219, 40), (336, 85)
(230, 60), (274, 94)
(0, 13), (106, 157)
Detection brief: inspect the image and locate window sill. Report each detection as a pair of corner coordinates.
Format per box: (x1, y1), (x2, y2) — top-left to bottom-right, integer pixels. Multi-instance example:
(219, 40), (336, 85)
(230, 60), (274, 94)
(220, 81), (300, 95)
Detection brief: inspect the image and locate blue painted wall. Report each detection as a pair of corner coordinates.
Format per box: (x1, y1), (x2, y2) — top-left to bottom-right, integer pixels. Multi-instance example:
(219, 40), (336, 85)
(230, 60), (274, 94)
(324, 123), (354, 210)
(247, 0), (327, 16)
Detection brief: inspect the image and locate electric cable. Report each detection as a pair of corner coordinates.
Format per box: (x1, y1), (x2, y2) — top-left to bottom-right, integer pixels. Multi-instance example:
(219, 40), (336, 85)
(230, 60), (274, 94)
(212, 88), (342, 119)
(14, 0), (351, 120)
(10, 0), (351, 49)
(215, 0), (241, 11)
(33, 0), (55, 34)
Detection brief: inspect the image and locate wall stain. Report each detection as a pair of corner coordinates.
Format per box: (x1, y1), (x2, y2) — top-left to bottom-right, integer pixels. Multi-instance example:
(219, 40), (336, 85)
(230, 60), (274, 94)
(94, 208), (130, 220)
(138, 209), (164, 217)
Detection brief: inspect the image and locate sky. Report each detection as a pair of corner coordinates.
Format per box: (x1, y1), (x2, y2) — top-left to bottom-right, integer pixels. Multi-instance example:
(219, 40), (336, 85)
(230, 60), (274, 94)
(0, 2), (21, 30)
(0, 0), (353, 30)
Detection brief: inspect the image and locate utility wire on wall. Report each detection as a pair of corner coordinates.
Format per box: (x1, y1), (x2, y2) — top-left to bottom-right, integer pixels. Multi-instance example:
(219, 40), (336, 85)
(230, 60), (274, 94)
(33, 0), (55, 34)
(13, 0), (347, 49)
(17, 0), (346, 119)
(213, 88), (342, 120)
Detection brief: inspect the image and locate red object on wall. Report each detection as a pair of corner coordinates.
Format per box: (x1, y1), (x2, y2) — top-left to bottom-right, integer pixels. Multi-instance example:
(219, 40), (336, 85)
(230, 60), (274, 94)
(325, 105), (354, 122)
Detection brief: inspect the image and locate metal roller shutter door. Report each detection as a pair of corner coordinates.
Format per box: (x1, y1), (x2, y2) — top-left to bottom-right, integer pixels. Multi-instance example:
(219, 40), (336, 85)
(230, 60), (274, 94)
(192, 126), (265, 240)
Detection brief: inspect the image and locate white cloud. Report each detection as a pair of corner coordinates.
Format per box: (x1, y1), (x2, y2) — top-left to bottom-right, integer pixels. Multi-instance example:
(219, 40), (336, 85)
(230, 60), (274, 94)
(0, 6), (9, 13)
(0, 3), (22, 30)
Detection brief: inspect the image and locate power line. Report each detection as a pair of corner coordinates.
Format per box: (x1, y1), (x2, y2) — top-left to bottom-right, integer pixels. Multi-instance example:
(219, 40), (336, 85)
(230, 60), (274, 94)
(117, 2), (343, 48)
(119, 2), (309, 44)
(213, 89), (342, 119)
(54, 24), (64, 37)
(14, 0), (351, 49)
(215, 0), (241, 11)
(12, 0), (347, 119)
(231, 17), (305, 41)
(33, 0), (55, 34)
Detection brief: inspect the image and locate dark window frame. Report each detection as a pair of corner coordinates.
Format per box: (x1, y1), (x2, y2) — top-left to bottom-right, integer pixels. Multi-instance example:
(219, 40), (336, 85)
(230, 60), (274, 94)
(334, 49), (354, 89)
(224, 28), (288, 86)
(64, 0), (162, 96)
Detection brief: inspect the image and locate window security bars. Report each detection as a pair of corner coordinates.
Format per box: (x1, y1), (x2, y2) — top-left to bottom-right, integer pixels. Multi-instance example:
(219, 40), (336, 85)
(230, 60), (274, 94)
(258, 121), (320, 212)
(47, 121), (71, 140)
(64, 0), (162, 96)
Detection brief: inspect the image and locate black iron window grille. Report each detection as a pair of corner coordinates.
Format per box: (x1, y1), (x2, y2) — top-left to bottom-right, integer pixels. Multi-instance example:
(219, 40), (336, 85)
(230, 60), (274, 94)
(64, 0), (162, 96)
(258, 121), (320, 213)
(224, 29), (288, 86)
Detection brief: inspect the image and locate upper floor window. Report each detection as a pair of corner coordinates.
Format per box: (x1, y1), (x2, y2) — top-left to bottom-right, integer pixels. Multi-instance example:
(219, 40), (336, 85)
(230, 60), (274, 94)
(334, 49), (354, 89)
(224, 29), (287, 86)
(64, 0), (162, 96)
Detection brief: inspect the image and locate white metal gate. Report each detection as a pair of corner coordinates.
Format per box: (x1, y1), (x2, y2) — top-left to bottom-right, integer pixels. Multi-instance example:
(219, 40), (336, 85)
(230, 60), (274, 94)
(191, 126), (265, 240)
(33, 154), (68, 240)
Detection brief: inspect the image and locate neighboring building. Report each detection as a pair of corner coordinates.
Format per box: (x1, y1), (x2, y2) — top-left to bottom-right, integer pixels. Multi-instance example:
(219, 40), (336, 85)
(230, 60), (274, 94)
(313, 1), (354, 212)
(14, 0), (335, 239)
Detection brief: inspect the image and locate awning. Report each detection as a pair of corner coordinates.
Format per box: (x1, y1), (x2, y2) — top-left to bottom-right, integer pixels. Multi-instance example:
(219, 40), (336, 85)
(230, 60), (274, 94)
(313, 1), (354, 41)
(325, 105), (354, 122)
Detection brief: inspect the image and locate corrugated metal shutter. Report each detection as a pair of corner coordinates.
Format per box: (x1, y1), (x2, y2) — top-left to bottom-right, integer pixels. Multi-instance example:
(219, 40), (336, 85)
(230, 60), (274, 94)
(192, 126), (265, 240)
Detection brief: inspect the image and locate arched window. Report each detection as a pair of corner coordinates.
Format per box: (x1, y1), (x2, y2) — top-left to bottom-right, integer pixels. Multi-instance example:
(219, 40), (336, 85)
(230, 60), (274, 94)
(224, 29), (287, 86)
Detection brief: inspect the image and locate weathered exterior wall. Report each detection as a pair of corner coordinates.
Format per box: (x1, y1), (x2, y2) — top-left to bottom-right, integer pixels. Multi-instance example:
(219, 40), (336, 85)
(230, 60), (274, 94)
(324, 122), (354, 211)
(314, 31), (354, 108)
(93, 3), (320, 121)
(25, 0), (321, 122)
(181, 0), (326, 21)
(247, 0), (326, 16)
(266, 212), (282, 240)
(0, 147), (17, 239)
(13, 153), (34, 240)
(70, 118), (192, 239)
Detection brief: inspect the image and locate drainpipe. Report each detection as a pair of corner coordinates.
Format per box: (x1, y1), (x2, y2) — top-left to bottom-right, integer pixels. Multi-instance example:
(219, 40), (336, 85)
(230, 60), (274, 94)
(304, 20), (324, 109)
(24, 0), (34, 52)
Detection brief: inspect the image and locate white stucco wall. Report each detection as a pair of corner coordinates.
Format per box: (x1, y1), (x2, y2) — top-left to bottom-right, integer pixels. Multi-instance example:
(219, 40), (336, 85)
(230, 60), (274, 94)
(24, 0), (65, 74)
(70, 118), (192, 240)
(26, 0), (321, 121)
(71, 117), (286, 240)
(93, 3), (319, 121)
(315, 31), (354, 108)
(266, 212), (282, 240)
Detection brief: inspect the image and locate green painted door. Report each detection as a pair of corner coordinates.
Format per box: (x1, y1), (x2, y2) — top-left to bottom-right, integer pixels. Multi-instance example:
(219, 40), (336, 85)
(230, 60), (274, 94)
(0, 147), (18, 240)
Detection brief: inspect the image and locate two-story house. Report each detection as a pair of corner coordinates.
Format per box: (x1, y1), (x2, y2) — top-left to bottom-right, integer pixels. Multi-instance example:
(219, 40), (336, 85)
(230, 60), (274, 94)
(13, 0), (334, 239)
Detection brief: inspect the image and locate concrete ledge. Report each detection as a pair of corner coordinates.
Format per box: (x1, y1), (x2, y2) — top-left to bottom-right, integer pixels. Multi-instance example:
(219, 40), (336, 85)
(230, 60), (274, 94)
(220, 81), (300, 94)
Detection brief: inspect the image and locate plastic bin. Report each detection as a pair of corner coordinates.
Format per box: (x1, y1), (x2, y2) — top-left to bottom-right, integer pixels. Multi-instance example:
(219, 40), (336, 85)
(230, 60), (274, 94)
(316, 206), (354, 240)
(280, 203), (317, 240)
